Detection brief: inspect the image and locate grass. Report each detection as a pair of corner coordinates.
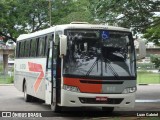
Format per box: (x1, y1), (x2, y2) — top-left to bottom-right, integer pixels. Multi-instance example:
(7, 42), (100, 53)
(0, 63), (14, 84)
(0, 63), (3, 72)
(0, 75), (14, 84)
(137, 71), (160, 84)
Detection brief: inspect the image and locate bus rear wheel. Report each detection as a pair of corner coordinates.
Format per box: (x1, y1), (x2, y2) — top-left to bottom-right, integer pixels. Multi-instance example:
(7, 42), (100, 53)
(24, 82), (32, 102)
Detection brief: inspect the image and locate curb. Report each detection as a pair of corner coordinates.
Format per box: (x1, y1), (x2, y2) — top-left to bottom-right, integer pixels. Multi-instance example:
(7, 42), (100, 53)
(138, 84), (148, 85)
(0, 84), (14, 86)
(138, 84), (160, 86)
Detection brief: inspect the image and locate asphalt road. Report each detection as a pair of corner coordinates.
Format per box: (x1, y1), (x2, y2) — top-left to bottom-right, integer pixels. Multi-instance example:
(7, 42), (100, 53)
(0, 84), (160, 119)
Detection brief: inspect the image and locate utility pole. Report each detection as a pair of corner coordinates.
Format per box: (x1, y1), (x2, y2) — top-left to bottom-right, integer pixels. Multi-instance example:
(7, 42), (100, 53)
(49, 0), (52, 26)
(46, 0), (52, 26)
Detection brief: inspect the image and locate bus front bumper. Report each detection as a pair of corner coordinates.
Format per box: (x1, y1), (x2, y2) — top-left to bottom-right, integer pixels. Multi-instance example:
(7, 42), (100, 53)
(61, 89), (135, 108)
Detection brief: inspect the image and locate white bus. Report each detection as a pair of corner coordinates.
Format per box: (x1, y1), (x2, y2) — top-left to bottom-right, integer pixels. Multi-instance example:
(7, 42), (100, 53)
(14, 22), (144, 112)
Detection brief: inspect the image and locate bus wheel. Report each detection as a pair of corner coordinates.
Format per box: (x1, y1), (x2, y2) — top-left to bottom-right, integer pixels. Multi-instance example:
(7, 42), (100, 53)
(24, 82), (31, 102)
(51, 102), (62, 112)
(102, 107), (114, 113)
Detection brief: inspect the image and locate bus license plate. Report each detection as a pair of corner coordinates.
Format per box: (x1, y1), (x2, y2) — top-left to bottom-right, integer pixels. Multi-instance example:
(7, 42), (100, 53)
(96, 97), (108, 101)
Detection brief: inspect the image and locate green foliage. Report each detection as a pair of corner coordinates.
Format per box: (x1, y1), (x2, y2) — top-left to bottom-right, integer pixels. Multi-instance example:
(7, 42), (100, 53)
(89, 0), (160, 30)
(0, 0), (160, 44)
(0, 75), (14, 84)
(0, 0), (94, 41)
(17, 0), (49, 32)
(52, 0), (92, 24)
(144, 23), (160, 46)
(57, 11), (92, 24)
(0, 0), (20, 42)
(150, 55), (160, 69)
(0, 63), (3, 72)
(0, 0), (50, 42)
(137, 63), (155, 70)
(0, 64), (14, 84)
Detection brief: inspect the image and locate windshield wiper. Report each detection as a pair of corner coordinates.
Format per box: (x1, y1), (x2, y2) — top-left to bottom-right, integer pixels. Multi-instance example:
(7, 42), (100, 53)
(86, 57), (99, 76)
(105, 59), (120, 80)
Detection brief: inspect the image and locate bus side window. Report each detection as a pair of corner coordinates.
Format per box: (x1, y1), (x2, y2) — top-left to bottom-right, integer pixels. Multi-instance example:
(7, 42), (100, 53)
(44, 36), (48, 56)
(30, 38), (38, 57)
(16, 42), (19, 58)
(25, 40), (31, 57)
(19, 41), (25, 58)
(38, 37), (46, 57)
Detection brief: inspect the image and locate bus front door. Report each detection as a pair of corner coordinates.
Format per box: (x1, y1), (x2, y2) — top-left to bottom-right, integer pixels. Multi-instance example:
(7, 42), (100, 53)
(45, 47), (53, 104)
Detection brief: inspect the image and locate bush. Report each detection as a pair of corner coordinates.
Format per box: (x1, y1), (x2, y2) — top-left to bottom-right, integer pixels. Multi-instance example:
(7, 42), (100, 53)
(137, 63), (155, 70)
(150, 55), (160, 69)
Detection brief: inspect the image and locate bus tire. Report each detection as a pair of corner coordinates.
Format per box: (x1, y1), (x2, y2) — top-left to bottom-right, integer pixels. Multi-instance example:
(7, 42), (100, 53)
(24, 82), (31, 102)
(102, 107), (114, 113)
(51, 102), (62, 112)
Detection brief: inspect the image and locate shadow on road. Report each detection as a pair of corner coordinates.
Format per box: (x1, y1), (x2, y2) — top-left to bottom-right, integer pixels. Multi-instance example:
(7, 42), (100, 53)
(18, 98), (136, 117)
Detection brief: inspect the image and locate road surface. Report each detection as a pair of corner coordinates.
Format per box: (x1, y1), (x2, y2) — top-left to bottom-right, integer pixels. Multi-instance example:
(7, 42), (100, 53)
(0, 84), (160, 119)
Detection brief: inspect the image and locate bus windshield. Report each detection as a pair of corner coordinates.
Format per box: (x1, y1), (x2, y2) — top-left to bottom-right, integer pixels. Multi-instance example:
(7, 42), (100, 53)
(63, 29), (136, 79)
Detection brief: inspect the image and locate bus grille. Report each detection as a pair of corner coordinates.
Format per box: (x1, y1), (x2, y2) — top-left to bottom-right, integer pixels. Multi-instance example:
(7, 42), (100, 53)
(79, 97), (123, 104)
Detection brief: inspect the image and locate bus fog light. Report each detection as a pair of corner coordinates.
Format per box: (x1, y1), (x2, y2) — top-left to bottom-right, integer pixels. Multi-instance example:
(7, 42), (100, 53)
(63, 85), (80, 92)
(122, 86), (137, 94)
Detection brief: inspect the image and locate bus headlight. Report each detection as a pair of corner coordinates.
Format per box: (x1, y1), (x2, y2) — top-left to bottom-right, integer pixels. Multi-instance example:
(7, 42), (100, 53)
(122, 86), (137, 94)
(63, 85), (80, 92)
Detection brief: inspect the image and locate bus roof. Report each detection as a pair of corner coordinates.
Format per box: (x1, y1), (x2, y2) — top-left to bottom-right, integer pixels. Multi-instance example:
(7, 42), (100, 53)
(17, 23), (131, 41)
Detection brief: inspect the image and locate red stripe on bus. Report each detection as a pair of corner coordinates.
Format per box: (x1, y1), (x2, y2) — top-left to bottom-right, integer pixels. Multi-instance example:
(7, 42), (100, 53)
(63, 77), (102, 93)
(28, 62), (44, 92)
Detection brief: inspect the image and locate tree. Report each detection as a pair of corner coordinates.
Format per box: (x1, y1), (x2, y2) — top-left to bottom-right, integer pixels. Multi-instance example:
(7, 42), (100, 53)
(89, 0), (160, 30)
(1, 0), (159, 44)
(0, 0), (19, 42)
(0, 0), (50, 42)
(144, 26), (160, 46)
(17, 0), (49, 32)
(144, 18), (160, 46)
(0, 0), (93, 42)
(51, 0), (93, 24)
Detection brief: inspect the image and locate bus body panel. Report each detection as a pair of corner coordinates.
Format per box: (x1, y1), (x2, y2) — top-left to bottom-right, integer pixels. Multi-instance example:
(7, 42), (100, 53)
(17, 24), (130, 42)
(63, 77), (136, 94)
(14, 58), (47, 100)
(61, 77), (136, 107)
(61, 89), (135, 108)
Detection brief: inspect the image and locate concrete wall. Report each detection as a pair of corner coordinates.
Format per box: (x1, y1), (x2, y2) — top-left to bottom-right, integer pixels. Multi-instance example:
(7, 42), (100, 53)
(136, 48), (160, 55)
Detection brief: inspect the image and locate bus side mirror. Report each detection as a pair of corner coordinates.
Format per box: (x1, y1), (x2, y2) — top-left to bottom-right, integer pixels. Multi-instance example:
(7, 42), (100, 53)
(60, 35), (67, 56)
(136, 40), (146, 60)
